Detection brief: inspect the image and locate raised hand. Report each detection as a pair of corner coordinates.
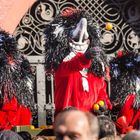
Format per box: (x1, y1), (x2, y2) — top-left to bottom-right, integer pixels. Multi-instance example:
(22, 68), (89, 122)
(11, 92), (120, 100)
(84, 47), (102, 59)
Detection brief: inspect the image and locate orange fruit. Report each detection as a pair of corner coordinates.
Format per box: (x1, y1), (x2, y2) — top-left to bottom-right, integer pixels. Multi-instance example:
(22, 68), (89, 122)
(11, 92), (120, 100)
(30, 125), (35, 129)
(126, 125), (133, 132)
(40, 125), (47, 129)
(97, 100), (104, 107)
(105, 22), (113, 30)
(93, 103), (100, 111)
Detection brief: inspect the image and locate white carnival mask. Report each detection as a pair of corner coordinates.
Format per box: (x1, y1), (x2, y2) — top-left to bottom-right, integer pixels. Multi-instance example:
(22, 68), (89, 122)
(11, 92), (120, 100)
(69, 18), (90, 53)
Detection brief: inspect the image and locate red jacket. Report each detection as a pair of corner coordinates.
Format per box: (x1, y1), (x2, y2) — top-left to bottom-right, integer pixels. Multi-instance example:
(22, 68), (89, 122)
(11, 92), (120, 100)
(55, 53), (112, 113)
(0, 97), (31, 130)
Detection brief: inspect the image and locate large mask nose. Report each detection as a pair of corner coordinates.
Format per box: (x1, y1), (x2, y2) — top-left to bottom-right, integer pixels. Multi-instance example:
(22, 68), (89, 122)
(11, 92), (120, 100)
(71, 18), (89, 43)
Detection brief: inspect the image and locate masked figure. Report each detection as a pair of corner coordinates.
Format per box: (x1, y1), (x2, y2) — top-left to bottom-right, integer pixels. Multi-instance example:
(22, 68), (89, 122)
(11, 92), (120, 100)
(110, 51), (140, 133)
(0, 30), (34, 130)
(44, 8), (112, 114)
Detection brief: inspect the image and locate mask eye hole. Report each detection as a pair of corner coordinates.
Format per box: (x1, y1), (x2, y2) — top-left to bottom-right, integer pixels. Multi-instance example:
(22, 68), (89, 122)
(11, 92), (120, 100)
(72, 36), (79, 42)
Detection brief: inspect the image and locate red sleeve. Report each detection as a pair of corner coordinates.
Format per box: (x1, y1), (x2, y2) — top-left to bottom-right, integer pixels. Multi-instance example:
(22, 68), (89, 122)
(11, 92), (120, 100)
(97, 78), (112, 110)
(56, 53), (91, 75)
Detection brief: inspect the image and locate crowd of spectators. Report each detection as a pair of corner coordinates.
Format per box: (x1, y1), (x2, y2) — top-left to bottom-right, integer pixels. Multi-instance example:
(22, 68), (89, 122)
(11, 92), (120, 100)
(0, 108), (139, 140)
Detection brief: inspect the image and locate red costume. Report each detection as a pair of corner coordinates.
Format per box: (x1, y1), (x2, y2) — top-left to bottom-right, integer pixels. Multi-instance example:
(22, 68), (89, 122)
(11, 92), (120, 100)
(55, 53), (112, 113)
(0, 97), (31, 130)
(44, 9), (112, 114)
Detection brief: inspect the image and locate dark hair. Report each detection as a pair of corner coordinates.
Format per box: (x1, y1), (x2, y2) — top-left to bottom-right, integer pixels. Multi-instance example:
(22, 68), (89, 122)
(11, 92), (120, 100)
(32, 136), (48, 140)
(98, 115), (116, 139)
(18, 131), (32, 140)
(100, 135), (122, 140)
(122, 130), (140, 140)
(62, 106), (78, 112)
(0, 130), (23, 140)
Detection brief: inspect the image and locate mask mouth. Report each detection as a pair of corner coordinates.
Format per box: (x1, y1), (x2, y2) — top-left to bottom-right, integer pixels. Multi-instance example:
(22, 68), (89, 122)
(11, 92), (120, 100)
(69, 38), (90, 52)
(69, 18), (90, 52)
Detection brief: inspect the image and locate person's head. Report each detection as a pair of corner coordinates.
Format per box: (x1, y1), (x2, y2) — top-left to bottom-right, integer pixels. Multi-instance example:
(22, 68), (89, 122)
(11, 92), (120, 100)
(32, 136), (48, 140)
(100, 135), (122, 140)
(122, 130), (140, 140)
(97, 115), (117, 139)
(54, 110), (99, 140)
(18, 131), (32, 140)
(0, 130), (23, 140)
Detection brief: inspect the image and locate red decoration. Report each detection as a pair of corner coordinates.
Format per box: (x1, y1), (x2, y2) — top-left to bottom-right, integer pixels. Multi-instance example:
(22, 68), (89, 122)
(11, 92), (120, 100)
(117, 116), (128, 128)
(61, 7), (78, 17)
(117, 50), (123, 58)
(8, 56), (15, 65)
(105, 66), (110, 81)
(126, 125), (133, 132)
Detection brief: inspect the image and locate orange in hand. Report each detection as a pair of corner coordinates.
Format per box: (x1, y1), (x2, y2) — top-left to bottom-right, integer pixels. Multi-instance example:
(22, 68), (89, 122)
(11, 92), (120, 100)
(93, 103), (100, 111)
(97, 100), (105, 107)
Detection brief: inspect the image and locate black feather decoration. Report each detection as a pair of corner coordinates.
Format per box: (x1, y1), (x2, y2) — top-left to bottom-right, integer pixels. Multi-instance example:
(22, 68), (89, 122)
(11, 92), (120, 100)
(110, 52), (140, 109)
(44, 10), (108, 77)
(0, 30), (35, 110)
